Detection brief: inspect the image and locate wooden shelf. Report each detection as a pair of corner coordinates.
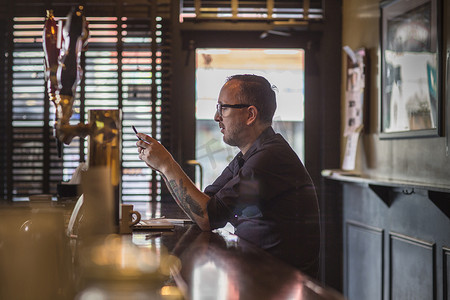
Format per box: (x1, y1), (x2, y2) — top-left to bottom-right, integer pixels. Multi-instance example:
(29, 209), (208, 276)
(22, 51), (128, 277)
(322, 169), (450, 193)
(322, 169), (450, 208)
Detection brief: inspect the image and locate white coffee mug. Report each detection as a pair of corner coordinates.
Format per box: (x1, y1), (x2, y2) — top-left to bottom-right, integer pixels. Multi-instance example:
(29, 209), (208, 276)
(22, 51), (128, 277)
(120, 204), (141, 234)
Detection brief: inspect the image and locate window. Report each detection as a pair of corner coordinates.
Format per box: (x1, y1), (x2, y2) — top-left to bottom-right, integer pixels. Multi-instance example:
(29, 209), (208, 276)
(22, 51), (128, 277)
(195, 48), (305, 187)
(1, 2), (171, 201)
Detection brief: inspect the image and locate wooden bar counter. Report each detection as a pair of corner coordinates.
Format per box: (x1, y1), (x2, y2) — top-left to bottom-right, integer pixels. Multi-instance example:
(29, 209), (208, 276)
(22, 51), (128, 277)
(0, 201), (345, 300)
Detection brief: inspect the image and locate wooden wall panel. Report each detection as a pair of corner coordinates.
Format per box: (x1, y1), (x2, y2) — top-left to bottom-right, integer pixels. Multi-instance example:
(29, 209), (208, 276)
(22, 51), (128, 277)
(444, 248), (450, 300)
(345, 221), (383, 300)
(341, 182), (450, 299)
(390, 233), (435, 300)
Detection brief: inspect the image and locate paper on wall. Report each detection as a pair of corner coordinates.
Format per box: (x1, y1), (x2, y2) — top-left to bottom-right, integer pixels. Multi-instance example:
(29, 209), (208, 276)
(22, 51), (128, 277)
(342, 131), (361, 171)
(344, 47), (365, 137)
(341, 46), (366, 171)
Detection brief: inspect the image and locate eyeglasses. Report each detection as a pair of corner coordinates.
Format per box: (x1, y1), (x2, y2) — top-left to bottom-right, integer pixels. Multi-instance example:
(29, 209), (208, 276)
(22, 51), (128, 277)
(216, 103), (251, 117)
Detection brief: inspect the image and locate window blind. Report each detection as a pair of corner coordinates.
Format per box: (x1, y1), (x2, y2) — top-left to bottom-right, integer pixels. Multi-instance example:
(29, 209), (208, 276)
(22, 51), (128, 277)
(3, 1), (171, 202)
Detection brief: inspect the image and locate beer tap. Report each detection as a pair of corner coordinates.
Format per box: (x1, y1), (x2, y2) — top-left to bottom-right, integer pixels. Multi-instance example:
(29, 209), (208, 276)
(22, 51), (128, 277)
(43, 7), (121, 232)
(43, 6), (91, 156)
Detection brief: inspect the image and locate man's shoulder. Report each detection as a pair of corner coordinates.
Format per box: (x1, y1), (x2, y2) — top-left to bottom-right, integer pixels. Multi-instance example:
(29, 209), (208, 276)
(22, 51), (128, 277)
(260, 133), (297, 156)
(247, 138), (304, 170)
(244, 127), (306, 169)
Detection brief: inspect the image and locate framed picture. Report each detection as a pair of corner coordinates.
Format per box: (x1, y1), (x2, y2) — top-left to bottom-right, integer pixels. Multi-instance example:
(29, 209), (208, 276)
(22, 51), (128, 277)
(380, 0), (442, 138)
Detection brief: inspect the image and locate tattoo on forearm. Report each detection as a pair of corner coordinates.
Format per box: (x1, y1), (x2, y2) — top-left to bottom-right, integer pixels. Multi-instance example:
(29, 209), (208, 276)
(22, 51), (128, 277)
(168, 179), (204, 218)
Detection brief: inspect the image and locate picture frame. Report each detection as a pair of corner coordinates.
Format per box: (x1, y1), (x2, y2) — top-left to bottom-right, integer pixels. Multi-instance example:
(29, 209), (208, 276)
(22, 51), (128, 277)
(380, 0), (442, 138)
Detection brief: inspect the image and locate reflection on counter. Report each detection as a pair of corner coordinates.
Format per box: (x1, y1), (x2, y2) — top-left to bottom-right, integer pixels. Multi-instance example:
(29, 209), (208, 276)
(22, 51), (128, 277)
(76, 234), (182, 300)
(0, 202), (345, 300)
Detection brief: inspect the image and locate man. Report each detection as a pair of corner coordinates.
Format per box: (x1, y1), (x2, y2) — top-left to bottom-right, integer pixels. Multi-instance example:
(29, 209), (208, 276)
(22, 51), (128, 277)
(136, 74), (320, 277)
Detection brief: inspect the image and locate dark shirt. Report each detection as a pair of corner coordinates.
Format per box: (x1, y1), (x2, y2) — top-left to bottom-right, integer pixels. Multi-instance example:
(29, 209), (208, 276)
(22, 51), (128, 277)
(205, 127), (320, 276)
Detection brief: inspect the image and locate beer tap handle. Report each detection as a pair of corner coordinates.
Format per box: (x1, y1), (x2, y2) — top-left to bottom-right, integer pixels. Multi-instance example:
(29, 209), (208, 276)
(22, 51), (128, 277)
(57, 6), (86, 98)
(43, 9), (59, 96)
(43, 10), (64, 157)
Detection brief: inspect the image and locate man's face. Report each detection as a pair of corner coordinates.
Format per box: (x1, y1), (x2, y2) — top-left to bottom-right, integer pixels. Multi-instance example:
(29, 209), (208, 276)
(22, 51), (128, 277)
(214, 81), (248, 147)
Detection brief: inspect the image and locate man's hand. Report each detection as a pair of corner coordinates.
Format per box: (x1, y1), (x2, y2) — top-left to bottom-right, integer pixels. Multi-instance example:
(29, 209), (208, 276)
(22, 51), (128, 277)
(135, 133), (211, 231)
(136, 133), (174, 174)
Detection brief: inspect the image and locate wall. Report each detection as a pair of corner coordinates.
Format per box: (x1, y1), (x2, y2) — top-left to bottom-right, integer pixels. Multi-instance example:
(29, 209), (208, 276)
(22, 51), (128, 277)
(340, 1), (450, 299)
(342, 0), (450, 186)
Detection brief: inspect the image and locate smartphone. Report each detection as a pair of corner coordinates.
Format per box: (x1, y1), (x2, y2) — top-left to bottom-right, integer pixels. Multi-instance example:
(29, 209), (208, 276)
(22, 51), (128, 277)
(132, 125), (144, 141)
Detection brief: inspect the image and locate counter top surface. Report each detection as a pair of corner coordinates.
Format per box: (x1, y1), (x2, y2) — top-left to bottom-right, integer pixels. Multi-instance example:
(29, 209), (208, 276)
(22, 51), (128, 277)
(0, 201), (345, 300)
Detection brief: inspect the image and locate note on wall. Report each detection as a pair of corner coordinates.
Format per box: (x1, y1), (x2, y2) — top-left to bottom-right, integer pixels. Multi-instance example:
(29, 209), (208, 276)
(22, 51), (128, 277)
(342, 46), (366, 171)
(342, 131), (361, 171)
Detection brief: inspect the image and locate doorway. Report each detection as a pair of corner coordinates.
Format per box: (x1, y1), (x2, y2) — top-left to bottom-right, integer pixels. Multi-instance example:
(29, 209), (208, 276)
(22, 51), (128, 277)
(194, 48), (305, 188)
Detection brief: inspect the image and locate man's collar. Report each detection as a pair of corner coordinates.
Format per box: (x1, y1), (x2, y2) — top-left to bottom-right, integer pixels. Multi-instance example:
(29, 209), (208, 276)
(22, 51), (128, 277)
(241, 126), (275, 161)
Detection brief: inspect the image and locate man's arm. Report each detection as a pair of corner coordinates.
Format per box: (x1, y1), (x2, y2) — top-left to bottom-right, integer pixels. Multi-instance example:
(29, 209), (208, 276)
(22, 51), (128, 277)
(136, 133), (211, 230)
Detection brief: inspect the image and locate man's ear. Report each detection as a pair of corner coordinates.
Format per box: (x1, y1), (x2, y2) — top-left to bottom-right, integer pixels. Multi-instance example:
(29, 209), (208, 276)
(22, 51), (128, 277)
(246, 106), (258, 125)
